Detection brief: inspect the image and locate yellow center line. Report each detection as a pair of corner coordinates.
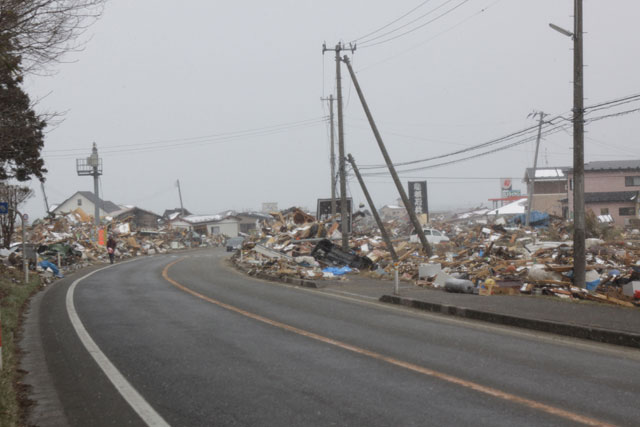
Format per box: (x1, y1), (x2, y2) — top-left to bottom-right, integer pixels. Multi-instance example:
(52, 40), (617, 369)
(163, 258), (614, 427)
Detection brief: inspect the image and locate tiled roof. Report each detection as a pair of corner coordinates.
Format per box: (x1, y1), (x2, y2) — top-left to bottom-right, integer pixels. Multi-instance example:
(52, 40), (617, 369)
(584, 160), (640, 171)
(584, 191), (639, 204)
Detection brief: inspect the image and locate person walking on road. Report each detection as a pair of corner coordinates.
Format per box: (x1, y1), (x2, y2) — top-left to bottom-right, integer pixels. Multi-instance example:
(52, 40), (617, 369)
(107, 235), (117, 264)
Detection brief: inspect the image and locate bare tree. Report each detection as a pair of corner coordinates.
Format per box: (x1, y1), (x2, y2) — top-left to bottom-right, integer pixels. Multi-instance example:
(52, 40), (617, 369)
(0, 182), (33, 248)
(0, 0), (106, 72)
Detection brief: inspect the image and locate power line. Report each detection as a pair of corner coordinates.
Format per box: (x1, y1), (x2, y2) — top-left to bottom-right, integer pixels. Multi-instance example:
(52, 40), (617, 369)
(357, 0), (455, 45)
(361, 123), (570, 176)
(351, 0), (436, 43)
(36, 118), (327, 159)
(358, 118), (559, 170)
(358, 0), (473, 49)
(357, 0), (502, 72)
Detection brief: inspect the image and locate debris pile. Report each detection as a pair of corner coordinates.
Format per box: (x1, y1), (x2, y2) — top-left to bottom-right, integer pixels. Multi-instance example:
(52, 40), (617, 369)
(234, 208), (640, 307)
(1, 208), (225, 281)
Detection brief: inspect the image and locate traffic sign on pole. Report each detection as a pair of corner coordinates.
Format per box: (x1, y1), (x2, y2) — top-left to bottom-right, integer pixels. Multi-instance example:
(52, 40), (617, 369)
(0, 202), (8, 214)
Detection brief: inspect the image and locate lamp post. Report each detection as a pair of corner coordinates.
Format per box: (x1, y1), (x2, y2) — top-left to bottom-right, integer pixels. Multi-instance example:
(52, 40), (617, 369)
(549, 0), (585, 287)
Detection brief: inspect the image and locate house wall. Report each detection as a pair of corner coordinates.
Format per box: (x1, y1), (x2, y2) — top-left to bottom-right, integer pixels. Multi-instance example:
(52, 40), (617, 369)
(208, 219), (239, 237)
(531, 195), (564, 216)
(586, 202), (638, 226)
(532, 181), (566, 194)
(54, 193), (110, 217)
(567, 170), (640, 208)
(380, 207), (406, 220)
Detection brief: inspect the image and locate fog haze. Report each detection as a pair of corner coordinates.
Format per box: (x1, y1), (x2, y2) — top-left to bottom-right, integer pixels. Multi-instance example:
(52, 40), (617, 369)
(22, 0), (640, 219)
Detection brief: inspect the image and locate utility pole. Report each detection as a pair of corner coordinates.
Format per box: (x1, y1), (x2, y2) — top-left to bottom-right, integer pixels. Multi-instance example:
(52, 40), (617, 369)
(347, 154), (398, 262)
(525, 111), (545, 227)
(176, 179), (185, 217)
(342, 55), (432, 256)
(573, 0), (586, 288)
(321, 94), (337, 220)
(76, 142), (102, 227)
(323, 42), (355, 250)
(40, 181), (50, 216)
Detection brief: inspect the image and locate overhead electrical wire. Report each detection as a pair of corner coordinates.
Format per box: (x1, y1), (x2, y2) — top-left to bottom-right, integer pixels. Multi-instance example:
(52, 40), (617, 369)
(350, 0), (436, 43)
(34, 117), (327, 159)
(361, 123), (570, 177)
(354, 91), (640, 173)
(358, 0), (473, 49)
(357, 0), (502, 72)
(356, 0), (456, 46)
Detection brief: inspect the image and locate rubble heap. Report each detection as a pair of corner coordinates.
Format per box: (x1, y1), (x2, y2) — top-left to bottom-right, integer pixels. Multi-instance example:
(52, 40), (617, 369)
(1, 208), (225, 281)
(234, 209), (640, 308)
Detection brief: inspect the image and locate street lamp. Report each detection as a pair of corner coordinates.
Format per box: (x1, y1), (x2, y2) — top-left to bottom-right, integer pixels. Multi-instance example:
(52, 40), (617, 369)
(549, 0), (586, 288)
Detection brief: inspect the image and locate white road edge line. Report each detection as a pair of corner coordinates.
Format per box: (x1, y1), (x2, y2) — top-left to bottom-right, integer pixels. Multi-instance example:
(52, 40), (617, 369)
(66, 261), (171, 427)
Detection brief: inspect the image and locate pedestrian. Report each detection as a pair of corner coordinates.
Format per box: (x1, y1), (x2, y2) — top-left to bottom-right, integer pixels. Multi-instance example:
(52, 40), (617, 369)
(107, 235), (116, 264)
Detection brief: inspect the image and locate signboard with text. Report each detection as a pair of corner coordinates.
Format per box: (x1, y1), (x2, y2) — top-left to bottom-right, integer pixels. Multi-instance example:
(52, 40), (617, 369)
(317, 198), (352, 233)
(0, 202), (7, 215)
(408, 181), (428, 215)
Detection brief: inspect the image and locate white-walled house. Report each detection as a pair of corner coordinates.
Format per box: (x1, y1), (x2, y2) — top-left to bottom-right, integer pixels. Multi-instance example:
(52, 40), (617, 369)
(170, 214), (240, 237)
(52, 191), (121, 218)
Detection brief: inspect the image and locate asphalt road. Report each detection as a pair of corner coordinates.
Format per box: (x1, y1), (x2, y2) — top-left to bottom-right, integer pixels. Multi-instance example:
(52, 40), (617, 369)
(31, 248), (640, 426)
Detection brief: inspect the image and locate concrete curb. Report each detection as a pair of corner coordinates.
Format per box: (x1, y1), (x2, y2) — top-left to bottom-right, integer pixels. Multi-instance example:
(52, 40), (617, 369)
(231, 259), (322, 289)
(379, 294), (640, 349)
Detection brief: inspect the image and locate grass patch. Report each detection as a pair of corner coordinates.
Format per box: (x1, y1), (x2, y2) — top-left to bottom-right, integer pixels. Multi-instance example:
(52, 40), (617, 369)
(1, 266), (41, 427)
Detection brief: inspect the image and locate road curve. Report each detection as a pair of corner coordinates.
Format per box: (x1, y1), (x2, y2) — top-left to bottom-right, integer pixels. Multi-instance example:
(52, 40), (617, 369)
(31, 248), (640, 426)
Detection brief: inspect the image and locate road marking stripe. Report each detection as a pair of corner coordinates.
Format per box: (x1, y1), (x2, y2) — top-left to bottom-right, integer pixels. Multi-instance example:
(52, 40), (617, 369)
(164, 258), (613, 427)
(67, 262), (170, 427)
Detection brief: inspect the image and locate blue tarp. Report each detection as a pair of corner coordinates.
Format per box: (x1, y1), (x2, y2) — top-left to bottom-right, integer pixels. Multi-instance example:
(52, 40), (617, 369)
(510, 210), (550, 227)
(322, 266), (353, 276)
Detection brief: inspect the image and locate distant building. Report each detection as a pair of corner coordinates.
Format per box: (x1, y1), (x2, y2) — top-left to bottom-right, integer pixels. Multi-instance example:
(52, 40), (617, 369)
(162, 208), (192, 221)
(262, 202), (278, 213)
(523, 166), (569, 217)
(379, 204), (407, 221)
(169, 214), (240, 237)
(565, 160), (640, 227)
(109, 207), (162, 229)
(53, 191), (120, 218)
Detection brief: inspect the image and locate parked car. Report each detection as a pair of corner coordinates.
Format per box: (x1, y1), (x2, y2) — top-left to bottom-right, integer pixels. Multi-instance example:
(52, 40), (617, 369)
(409, 228), (450, 244)
(226, 237), (245, 252)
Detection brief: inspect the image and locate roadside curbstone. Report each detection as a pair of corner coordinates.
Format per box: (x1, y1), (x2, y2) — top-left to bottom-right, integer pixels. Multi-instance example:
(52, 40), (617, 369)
(380, 294), (640, 349)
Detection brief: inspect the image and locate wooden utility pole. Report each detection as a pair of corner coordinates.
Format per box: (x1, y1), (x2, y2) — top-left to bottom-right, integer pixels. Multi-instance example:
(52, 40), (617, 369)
(347, 154), (398, 262)
(321, 94), (337, 220)
(573, 0), (586, 288)
(177, 179), (185, 217)
(342, 55), (432, 256)
(323, 42), (355, 250)
(525, 112), (545, 227)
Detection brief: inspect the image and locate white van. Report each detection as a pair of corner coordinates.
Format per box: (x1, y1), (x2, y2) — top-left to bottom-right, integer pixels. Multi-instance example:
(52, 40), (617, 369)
(409, 228), (450, 244)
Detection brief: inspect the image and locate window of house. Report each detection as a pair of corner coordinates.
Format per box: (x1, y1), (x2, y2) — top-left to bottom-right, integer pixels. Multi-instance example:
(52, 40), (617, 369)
(569, 179), (573, 191)
(77, 199), (82, 206)
(600, 208), (609, 215)
(625, 176), (640, 186)
(210, 226), (220, 235)
(619, 207), (636, 216)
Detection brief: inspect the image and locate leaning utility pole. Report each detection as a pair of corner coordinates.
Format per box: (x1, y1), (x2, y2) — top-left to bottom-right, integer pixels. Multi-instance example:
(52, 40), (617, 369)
(525, 112), (545, 227)
(573, 0), (586, 288)
(347, 154), (398, 262)
(342, 55), (432, 256)
(76, 142), (102, 227)
(321, 94), (337, 220)
(176, 179), (185, 217)
(323, 42), (355, 250)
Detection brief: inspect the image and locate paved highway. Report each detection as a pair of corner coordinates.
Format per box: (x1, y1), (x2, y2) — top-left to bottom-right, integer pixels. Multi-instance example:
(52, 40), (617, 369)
(30, 248), (640, 426)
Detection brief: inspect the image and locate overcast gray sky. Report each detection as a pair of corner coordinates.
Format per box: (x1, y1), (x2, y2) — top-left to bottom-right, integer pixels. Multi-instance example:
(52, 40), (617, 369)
(21, 0), (640, 219)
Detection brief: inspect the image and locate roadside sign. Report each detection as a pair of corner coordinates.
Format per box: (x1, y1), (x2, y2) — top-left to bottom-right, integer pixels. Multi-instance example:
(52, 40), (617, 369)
(23, 213), (28, 221)
(0, 202), (7, 215)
